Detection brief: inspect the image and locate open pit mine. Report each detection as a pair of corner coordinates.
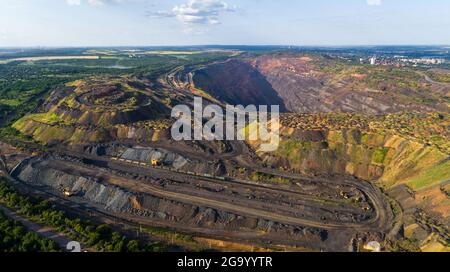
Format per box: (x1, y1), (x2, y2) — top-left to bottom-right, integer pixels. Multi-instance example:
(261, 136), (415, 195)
(3, 53), (449, 252)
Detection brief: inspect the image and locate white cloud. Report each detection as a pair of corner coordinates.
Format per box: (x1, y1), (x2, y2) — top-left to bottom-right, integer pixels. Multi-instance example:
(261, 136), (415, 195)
(367, 0), (382, 6)
(173, 0), (234, 25)
(67, 0), (235, 27)
(88, 0), (106, 5)
(149, 0), (235, 26)
(66, 0), (81, 6)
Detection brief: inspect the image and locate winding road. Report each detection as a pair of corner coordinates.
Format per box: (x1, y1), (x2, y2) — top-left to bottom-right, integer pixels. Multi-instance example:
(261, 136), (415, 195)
(416, 70), (450, 87)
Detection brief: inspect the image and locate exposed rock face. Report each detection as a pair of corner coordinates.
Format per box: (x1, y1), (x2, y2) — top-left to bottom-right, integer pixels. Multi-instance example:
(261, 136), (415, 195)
(76, 143), (230, 178)
(193, 60), (288, 111)
(120, 147), (188, 169)
(194, 55), (448, 114)
(14, 158), (133, 212)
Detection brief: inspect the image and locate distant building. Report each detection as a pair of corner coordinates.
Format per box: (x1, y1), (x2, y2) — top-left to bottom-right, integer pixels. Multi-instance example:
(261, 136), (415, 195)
(370, 57), (377, 65)
(399, 58), (446, 65)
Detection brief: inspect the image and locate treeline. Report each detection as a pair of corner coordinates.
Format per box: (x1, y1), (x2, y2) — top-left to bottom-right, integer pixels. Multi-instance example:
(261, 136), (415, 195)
(0, 210), (60, 252)
(0, 69), (65, 126)
(0, 104), (12, 122)
(0, 179), (166, 252)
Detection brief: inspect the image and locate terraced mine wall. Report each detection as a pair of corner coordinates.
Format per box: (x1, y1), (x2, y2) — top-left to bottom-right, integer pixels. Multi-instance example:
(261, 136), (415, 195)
(13, 157), (134, 211)
(79, 144), (227, 176)
(257, 128), (449, 191)
(254, 127), (450, 249)
(11, 156), (330, 249)
(13, 118), (171, 144)
(194, 56), (448, 114)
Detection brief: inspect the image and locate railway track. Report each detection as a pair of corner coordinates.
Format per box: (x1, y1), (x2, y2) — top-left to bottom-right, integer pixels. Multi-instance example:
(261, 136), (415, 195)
(38, 148), (392, 232)
(111, 140), (392, 233)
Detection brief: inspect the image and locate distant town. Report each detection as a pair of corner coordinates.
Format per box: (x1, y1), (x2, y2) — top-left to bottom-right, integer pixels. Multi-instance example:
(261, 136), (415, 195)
(361, 55), (447, 67)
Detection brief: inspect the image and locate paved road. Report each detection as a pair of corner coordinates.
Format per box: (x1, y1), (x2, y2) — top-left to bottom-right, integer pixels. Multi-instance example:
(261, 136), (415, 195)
(0, 203), (84, 252)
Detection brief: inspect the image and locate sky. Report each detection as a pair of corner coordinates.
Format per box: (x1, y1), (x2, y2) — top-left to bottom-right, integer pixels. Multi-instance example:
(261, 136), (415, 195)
(0, 0), (450, 47)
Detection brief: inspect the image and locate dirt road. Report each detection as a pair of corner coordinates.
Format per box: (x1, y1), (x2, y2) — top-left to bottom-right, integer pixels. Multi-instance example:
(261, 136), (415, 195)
(45, 153), (388, 231)
(416, 71), (450, 87)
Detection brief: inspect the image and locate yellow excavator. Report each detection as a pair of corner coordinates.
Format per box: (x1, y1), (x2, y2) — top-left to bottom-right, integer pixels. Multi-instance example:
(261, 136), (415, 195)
(59, 185), (77, 197)
(151, 159), (161, 167)
(63, 189), (75, 197)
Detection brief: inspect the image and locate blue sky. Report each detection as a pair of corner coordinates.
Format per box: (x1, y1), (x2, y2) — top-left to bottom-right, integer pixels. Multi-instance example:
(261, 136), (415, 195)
(0, 0), (449, 46)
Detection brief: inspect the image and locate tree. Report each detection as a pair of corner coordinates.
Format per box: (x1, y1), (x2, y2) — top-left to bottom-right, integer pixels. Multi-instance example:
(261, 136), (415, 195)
(126, 240), (140, 252)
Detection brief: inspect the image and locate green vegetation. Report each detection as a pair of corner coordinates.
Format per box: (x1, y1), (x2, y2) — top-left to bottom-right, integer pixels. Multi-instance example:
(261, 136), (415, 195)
(372, 147), (390, 165)
(143, 226), (206, 252)
(28, 112), (60, 125)
(0, 48), (235, 146)
(364, 66), (422, 90)
(406, 162), (450, 190)
(0, 126), (46, 151)
(281, 112), (450, 154)
(0, 73), (63, 127)
(311, 55), (445, 108)
(426, 69), (450, 83)
(387, 238), (421, 252)
(265, 112), (450, 188)
(0, 210), (60, 252)
(0, 179), (166, 252)
(249, 171), (291, 184)
(275, 140), (302, 166)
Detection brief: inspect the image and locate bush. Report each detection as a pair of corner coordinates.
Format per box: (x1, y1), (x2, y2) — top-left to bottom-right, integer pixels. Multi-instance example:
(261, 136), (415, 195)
(0, 211), (60, 252)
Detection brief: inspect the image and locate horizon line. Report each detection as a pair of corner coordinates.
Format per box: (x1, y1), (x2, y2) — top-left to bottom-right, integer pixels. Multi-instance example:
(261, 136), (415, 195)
(1, 44), (450, 49)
